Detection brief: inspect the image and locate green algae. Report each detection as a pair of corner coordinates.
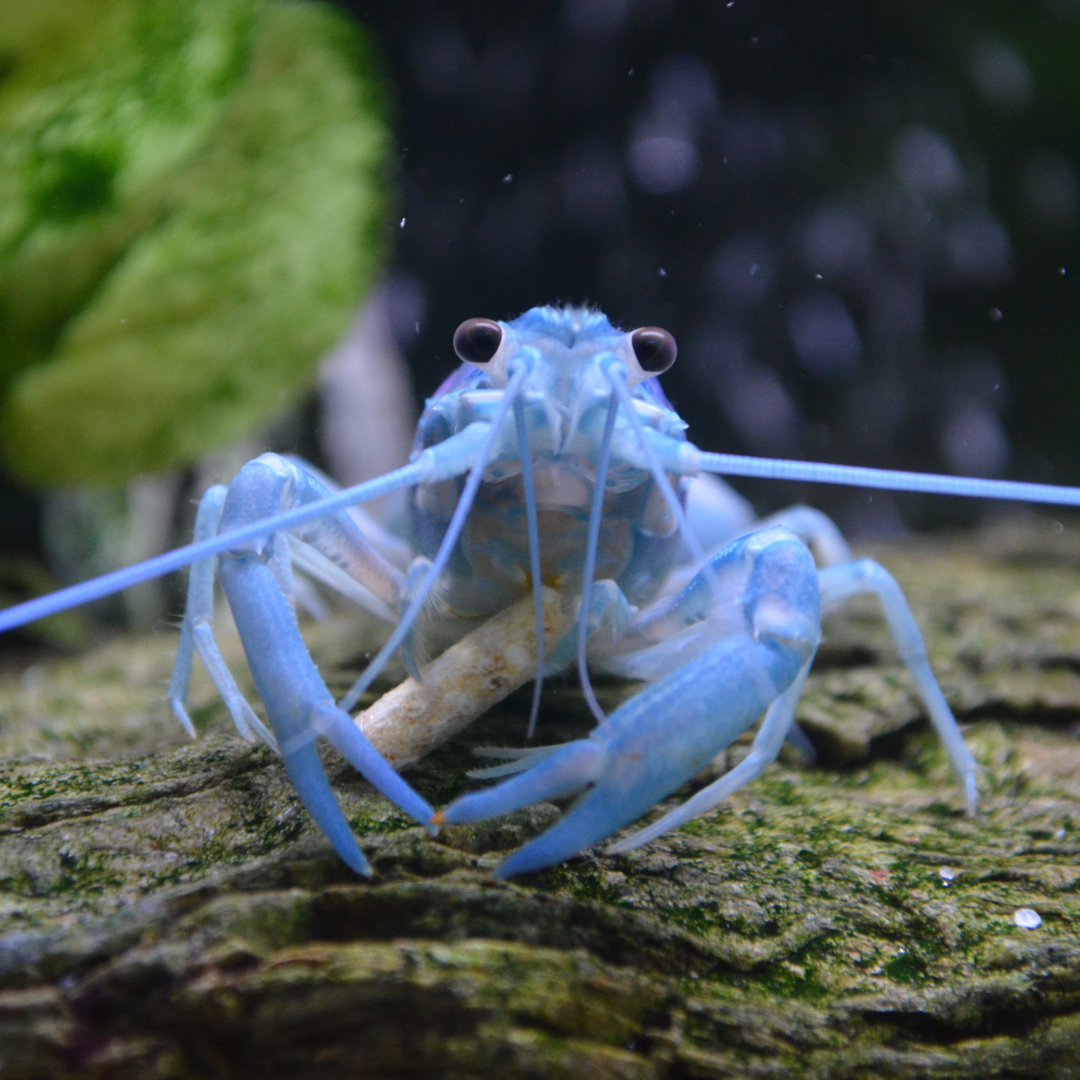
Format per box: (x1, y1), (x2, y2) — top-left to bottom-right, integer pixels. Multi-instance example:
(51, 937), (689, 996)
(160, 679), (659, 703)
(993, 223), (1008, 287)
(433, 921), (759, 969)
(0, 526), (1079, 1076)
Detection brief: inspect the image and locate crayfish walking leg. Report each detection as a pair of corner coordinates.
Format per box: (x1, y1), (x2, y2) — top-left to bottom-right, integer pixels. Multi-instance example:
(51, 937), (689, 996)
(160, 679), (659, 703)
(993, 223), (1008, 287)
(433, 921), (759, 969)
(171, 453), (433, 876)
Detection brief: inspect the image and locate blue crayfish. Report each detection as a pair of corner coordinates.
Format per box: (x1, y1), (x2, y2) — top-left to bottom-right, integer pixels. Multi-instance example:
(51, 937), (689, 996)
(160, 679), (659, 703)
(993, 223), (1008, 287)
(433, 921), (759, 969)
(4, 305), (1080, 878)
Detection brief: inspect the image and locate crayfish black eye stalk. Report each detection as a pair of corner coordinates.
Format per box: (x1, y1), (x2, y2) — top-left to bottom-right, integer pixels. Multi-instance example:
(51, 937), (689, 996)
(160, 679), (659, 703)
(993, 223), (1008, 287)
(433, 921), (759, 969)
(631, 327), (677, 374)
(454, 318), (504, 365)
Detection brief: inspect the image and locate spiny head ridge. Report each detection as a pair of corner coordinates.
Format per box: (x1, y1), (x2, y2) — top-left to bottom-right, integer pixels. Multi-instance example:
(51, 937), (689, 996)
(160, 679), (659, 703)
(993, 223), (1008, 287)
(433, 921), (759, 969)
(507, 305), (619, 347)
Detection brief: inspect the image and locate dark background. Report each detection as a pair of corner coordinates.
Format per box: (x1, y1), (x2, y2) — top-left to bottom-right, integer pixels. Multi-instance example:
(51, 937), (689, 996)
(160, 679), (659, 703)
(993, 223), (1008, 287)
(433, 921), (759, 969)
(342, 0), (1080, 535)
(3, 0), (1080, 621)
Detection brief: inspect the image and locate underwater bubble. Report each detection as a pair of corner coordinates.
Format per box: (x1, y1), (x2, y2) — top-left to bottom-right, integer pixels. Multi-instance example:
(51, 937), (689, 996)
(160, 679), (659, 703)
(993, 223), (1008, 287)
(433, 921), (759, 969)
(941, 400), (1009, 477)
(787, 292), (861, 380)
(719, 364), (799, 454)
(892, 126), (964, 199)
(947, 211), (1012, 283)
(649, 54), (719, 127)
(628, 134), (699, 194)
(801, 206), (873, 276)
(969, 37), (1034, 111)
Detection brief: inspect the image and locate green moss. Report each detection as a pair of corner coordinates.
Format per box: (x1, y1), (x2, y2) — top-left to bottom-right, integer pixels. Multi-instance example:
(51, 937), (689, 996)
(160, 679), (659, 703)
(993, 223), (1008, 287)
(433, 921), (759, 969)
(529, 861), (629, 907)
(761, 956), (832, 1001)
(347, 805), (414, 837)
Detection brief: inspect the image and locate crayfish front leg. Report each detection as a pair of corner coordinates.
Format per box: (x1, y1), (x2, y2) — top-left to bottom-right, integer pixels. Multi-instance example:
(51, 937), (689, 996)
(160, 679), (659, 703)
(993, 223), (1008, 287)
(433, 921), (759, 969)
(441, 528), (822, 877)
(441, 526), (980, 877)
(170, 454), (432, 877)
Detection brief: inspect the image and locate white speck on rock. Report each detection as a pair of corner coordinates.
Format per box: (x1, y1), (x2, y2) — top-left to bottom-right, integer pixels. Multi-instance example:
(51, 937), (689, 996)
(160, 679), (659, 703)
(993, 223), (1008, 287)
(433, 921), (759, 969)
(1014, 908), (1042, 930)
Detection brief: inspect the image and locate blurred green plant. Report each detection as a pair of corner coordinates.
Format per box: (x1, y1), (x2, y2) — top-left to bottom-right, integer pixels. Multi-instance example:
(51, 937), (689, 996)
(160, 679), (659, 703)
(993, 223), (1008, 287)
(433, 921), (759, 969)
(0, 0), (389, 487)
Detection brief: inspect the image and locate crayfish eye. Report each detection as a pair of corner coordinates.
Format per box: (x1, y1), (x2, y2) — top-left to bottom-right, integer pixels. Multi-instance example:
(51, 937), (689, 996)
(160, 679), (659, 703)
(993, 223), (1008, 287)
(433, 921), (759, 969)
(631, 327), (677, 375)
(454, 318), (504, 365)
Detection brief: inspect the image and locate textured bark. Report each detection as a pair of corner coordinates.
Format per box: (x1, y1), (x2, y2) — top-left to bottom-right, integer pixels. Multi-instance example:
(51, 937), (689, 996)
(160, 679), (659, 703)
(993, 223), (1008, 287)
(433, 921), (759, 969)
(1, 521), (1079, 1079)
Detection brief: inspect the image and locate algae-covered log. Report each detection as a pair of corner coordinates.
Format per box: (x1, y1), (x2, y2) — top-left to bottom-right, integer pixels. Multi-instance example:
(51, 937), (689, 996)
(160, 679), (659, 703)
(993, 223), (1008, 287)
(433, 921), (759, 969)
(0, 523), (1079, 1078)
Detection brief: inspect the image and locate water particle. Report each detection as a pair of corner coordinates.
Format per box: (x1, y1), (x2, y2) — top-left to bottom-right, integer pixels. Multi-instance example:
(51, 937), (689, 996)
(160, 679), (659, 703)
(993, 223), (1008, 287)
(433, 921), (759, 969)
(939, 866), (956, 884)
(399, 217), (406, 228)
(503, 174), (513, 184)
(989, 306), (1003, 321)
(658, 267), (667, 277)
(1014, 908), (1042, 930)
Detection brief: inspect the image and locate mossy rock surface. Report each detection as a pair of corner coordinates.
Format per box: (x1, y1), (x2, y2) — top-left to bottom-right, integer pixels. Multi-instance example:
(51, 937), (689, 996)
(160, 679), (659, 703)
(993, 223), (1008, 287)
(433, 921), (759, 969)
(1, 522), (1080, 1078)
